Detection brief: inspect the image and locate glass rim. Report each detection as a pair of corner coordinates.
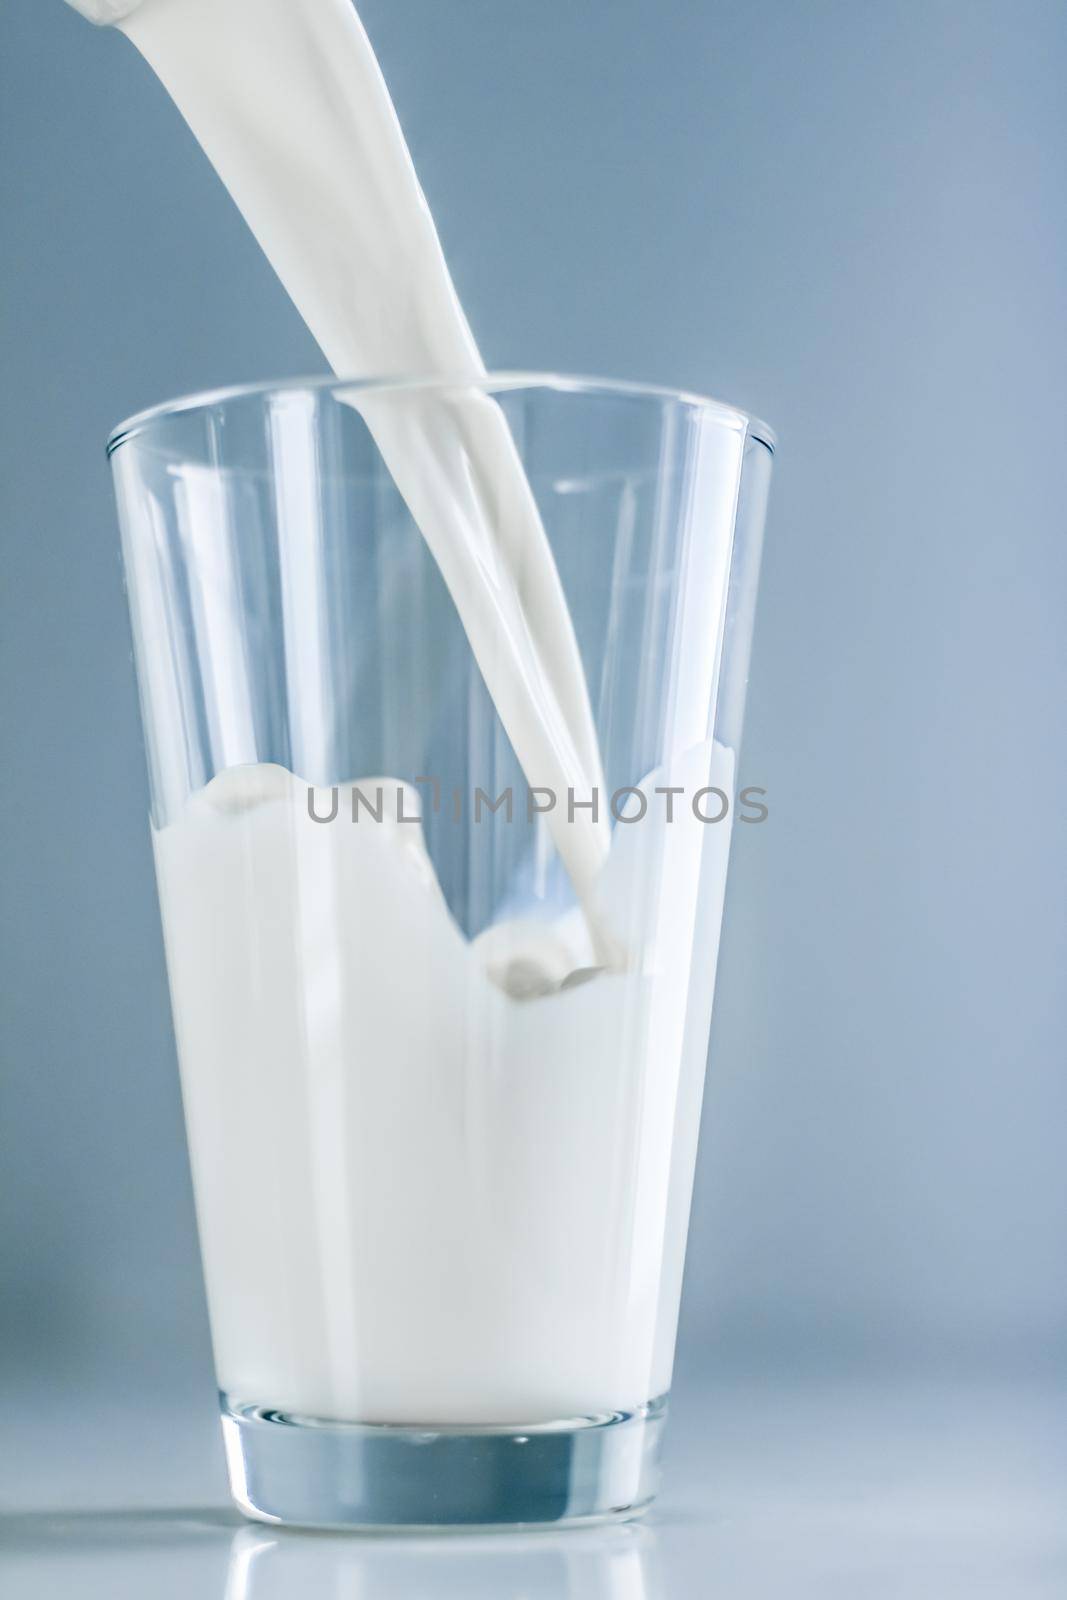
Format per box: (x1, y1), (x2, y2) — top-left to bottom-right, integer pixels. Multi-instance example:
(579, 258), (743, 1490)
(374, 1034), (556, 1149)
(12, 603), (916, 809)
(106, 370), (776, 458)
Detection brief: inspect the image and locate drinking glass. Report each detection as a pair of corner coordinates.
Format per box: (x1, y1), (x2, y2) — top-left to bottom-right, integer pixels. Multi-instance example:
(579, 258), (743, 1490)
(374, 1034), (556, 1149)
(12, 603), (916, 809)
(109, 374), (774, 1528)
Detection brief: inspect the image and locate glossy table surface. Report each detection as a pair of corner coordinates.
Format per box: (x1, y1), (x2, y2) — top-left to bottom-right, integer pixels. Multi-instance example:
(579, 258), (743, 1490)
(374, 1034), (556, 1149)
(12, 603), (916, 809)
(2, 1375), (1063, 1597)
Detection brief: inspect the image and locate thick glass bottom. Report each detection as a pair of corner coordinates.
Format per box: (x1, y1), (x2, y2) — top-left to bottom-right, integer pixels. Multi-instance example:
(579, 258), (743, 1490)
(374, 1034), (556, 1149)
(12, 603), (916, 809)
(221, 1392), (667, 1530)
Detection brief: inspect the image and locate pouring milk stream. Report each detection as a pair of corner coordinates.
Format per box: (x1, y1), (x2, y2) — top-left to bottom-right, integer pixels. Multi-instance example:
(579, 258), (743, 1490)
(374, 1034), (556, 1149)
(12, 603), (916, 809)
(71, 0), (615, 983)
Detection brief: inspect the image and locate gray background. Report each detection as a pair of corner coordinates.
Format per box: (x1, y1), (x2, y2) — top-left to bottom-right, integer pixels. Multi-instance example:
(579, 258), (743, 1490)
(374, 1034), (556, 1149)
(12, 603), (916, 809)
(1, 2), (1065, 1589)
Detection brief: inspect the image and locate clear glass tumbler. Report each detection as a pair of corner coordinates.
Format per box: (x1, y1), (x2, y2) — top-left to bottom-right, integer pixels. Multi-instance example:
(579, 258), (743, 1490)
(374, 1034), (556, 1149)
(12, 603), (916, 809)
(109, 373), (774, 1529)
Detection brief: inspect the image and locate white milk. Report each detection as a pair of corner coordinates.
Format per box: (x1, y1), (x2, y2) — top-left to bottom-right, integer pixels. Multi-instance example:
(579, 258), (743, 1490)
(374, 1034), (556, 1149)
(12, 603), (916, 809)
(153, 747), (735, 1423)
(67, 0), (741, 1422)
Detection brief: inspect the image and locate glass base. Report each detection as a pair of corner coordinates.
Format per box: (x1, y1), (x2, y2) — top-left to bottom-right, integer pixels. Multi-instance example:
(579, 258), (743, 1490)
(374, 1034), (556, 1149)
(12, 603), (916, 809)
(221, 1392), (667, 1530)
